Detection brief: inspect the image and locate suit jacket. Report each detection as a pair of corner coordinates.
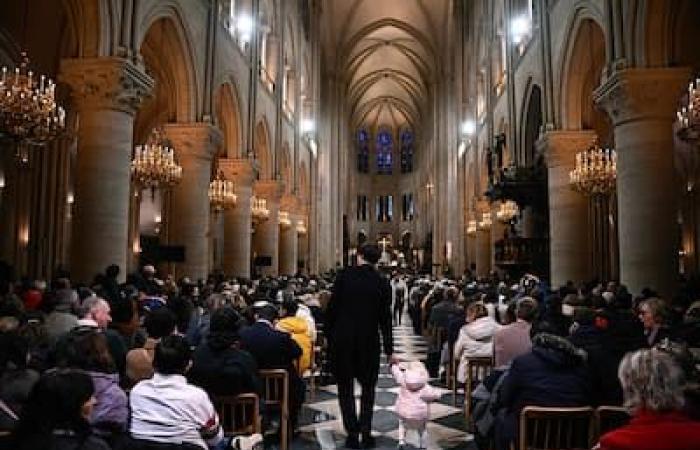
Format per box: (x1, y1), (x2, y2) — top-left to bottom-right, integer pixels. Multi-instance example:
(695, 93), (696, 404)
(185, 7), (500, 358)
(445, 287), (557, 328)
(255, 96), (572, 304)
(326, 264), (393, 381)
(239, 321), (302, 375)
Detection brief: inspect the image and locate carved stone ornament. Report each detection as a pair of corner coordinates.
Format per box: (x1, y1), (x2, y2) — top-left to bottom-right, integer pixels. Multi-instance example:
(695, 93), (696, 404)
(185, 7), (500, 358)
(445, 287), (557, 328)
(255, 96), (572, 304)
(59, 57), (154, 115)
(253, 179), (285, 201)
(219, 158), (256, 188)
(536, 130), (597, 169)
(163, 123), (223, 160)
(594, 67), (690, 126)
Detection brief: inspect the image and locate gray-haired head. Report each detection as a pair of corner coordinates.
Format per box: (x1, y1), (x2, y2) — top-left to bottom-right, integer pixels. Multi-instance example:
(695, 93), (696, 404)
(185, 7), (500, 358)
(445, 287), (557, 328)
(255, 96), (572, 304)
(619, 348), (686, 413)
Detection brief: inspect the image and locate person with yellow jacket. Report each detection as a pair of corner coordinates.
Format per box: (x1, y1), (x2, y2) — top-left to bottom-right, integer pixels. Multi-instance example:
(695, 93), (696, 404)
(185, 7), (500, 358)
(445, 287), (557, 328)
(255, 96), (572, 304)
(277, 298), (312, 375)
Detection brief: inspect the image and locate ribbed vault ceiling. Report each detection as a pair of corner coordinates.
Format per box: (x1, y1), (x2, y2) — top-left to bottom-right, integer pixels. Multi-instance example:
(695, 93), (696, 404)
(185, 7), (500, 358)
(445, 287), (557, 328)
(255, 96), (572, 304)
(322, 0), (450, 131)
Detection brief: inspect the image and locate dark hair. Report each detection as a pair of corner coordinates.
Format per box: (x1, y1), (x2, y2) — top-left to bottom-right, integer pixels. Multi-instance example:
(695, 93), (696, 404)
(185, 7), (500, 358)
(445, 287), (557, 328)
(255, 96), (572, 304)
(110, 298), (136, 324)
(144, 307), (177, 339)
(359, 244), (381, 264)
(281, 298), (299, 317)
(154, 335), (191, 375)
(207, 307), (241, 351)
(0, 330), (30, 370)
(13, 369), (94, 441)
(256, 304), (279, 322)
(516, 297), (539, 322)
(105, 264), (120, 279)
(55, 327), (116, 373)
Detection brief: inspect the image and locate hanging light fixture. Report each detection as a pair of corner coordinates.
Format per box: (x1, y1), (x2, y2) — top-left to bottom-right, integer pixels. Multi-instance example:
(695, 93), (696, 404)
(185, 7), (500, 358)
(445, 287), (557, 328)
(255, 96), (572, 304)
(251, 196), (269, 222)
(131, 128), (183, 190)
(278, 211), (292, 229)
(209, 170), (236, 211)
(496, 200), (519, 223)
(677, 77), (700, 142)
(467, 220), (478, 236)
(478, 211), (492, 230)
(568, 142), (617, 195)
(0, 52), (66, 145)
(296, 220), (307, 235)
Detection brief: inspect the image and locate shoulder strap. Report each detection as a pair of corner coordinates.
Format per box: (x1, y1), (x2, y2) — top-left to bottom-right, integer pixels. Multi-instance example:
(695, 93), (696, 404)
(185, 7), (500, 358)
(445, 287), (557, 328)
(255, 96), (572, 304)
(0, 398), (18, 421)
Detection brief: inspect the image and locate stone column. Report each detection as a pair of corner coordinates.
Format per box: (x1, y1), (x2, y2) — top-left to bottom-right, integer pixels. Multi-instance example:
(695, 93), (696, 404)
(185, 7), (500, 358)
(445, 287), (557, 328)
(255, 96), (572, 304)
(59, 57), (153, 283)
(491, 203), (507, 271)
(475, 226), (491, 278)
(164, 123), (222, 281)
(220, 158), (255, 278)
(595, 68), (689, 297)
(537, 130), (596, 288)
(279, 195), (299, 276)
(466, 231), (477, 273)
(253, 180), (284, 276)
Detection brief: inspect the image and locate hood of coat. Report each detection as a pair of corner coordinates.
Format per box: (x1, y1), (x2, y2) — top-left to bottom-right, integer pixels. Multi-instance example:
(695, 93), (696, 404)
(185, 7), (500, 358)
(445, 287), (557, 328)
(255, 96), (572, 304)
(531, 333), (587, 368)
(404, 367), (428, 391)
(462, 316), (500, 341)
(278, 316), (309, 335)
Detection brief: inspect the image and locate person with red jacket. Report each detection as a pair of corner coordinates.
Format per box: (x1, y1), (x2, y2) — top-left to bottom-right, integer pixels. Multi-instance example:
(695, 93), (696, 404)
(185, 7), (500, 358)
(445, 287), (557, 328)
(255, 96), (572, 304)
(596, 348), (700, 450)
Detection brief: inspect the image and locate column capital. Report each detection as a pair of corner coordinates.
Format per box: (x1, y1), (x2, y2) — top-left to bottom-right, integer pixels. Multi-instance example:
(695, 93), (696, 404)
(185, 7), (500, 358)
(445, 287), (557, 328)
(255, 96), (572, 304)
(536, 130), (597, 169)
(59, 57), (154, 114)
(280, 194), (300, 213)
(164, 123), (222, 161)
(594, 67), (690, 126)
(219, 158), (256, 188)
(254, 179), (284, 202)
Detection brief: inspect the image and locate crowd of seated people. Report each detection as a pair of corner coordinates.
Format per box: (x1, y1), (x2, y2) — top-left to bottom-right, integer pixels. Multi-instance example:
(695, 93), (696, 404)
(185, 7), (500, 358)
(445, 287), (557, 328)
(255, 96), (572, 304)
(0, 261), (333, 450)
(2, 258), (700, 450)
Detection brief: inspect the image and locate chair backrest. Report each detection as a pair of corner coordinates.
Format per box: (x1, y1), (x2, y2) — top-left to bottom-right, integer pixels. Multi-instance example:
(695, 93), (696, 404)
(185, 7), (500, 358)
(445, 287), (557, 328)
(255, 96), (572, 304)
(594, 406), (630, 439)
(213, 393), (261, 437)
(519, 406), (595, 450)
(466, 356), (494, 388)
(259, 369), (289, 450)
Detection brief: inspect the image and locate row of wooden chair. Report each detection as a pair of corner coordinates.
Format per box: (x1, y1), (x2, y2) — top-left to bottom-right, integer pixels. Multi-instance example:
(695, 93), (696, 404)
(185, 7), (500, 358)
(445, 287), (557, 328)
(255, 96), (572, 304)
(213, 369), (289, 450)
(517, 405), (630, 450)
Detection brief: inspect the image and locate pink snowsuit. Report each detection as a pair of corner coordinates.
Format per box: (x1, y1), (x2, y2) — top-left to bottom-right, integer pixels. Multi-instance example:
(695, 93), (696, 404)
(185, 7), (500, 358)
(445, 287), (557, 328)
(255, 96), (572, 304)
(391, 363), (440, 421)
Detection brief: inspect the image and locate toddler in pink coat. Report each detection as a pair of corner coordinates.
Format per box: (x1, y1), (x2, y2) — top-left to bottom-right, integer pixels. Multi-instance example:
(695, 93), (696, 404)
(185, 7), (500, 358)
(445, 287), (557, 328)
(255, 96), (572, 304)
(391, 360), (440, 449)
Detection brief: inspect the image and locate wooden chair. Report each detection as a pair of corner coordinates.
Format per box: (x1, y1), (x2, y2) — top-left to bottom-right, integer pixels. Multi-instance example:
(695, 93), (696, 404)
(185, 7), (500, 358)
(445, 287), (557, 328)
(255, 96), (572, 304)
(518, 406), (595, 450)
(463, 356), (495, 423)
(259, 369), (289, 450)
(594, 406), (630, 440)
(213, 393), (261, 437)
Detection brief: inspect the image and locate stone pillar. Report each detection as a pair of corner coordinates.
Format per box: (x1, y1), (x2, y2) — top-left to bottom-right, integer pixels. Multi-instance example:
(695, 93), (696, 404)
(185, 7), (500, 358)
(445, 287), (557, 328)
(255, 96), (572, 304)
(537, 130), (596, 288)
(491, 203), (507, 271)
(595, 68), (689, 298)
(279, 195), (299, 275)
(220, 158), (255, 278)
(466, 230), (477, 273)
(475, 226), (491, 278)
(60, 58), (153, 283)
(253, 180), (284, 276)
(164, 123), (222, 281)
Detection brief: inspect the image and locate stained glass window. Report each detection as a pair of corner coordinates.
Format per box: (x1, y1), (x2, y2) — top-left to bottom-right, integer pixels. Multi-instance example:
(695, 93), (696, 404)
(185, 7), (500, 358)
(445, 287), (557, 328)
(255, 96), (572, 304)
(400, 129), (413, 173)
(376, 129), (393, 174)
(357, 128), (370, 173)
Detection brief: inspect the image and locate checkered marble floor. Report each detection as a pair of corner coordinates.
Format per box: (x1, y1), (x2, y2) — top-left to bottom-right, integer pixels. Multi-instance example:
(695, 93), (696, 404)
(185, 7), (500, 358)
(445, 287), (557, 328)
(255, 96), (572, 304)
(284, 314), (477, 450)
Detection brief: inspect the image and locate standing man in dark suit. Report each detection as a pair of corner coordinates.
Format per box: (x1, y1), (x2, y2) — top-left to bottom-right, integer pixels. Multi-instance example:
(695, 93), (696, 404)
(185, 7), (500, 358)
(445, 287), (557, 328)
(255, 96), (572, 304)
(239, 304), (304, 431)
(327, 244), (396, 449)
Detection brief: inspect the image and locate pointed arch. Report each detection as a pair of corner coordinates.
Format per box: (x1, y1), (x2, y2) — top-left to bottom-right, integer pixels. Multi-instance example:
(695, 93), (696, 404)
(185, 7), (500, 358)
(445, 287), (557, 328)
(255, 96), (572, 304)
(214, 82), (243, 158)
(255, 118), (273, 180)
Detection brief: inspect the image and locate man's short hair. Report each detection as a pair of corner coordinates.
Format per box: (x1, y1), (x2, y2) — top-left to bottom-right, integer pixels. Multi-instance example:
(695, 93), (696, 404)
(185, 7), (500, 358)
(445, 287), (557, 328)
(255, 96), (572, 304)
(80, 296), (108, 319)
(516, 297), (539, 322)
(256, 304), (279, 322)
(144, 307), (177, 339)
(359, 244), (381, 264)
(153, 335), (191, 375)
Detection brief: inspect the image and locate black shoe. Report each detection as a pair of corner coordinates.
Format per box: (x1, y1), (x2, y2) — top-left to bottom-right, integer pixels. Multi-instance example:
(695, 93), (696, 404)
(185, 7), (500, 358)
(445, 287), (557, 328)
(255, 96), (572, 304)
(361, 434), (376, 449)
(345, 434), (360, 449)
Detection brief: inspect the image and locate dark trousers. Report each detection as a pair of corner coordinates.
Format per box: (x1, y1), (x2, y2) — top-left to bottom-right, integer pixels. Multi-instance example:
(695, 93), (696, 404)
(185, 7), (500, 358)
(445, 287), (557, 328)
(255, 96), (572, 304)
(337, 375), (377, 436)
(393, 299), (404, 325)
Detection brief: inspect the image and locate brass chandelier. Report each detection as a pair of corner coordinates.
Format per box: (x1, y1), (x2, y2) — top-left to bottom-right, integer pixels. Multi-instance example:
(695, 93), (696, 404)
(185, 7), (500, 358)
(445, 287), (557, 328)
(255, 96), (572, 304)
(131, 128), (183, 189)
(478, 212), (492, 230)
(466, 220), (478, 236)
(569, 142), (617, 195)
(251, 196), (269, 222)
(496, 200), (519, 223)
(209, 170), (236, 211)
(677, 77), (700, 142)
(278, 211), (292, 229)
(296, 220), (307, 235)
(0, 52), (66, 145)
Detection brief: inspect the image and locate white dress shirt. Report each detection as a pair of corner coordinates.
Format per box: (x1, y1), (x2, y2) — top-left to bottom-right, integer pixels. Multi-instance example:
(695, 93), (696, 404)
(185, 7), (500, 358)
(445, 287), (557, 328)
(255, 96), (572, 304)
(129, 373), (222, 449)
